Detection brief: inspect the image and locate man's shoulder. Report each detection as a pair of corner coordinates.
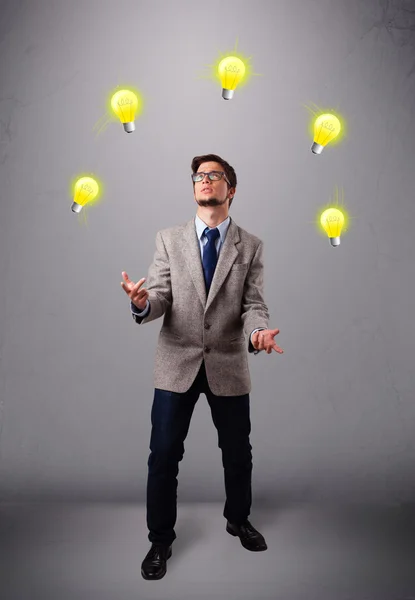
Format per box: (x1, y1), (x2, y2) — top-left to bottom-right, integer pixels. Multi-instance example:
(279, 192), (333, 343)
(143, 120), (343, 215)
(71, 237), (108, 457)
(156, 220), (189, 238)
(235, 222), (263, 247)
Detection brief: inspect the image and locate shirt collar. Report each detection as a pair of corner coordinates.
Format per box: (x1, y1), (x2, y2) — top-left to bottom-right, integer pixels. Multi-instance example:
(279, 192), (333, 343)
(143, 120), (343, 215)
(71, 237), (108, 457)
(195, 214), (231, 244)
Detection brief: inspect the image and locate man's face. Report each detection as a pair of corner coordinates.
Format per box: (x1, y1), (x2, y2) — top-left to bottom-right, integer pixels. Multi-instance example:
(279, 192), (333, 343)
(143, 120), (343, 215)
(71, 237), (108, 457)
(193, 161), (234, 208)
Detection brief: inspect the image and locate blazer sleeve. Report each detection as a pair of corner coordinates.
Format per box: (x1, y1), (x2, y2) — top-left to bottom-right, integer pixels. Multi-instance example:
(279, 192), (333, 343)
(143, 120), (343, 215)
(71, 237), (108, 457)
(131, 230), (172, 325)
(241, 241), (270, 349)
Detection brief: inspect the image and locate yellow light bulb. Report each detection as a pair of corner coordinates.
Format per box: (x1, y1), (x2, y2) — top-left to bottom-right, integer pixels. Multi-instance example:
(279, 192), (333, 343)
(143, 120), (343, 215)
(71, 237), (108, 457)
(217, 56), (246, 100)
(312, 113), (341, 154)
(71, 177), (99, 213)
(320, 207), (344, 247)
(111, 89), (140, 133)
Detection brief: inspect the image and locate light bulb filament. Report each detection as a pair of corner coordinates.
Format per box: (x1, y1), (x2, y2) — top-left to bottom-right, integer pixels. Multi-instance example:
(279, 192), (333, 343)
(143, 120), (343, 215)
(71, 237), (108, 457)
(225, 64), (240, 73)
(118, 97), (133, 106)
(321, 120), (335, 132)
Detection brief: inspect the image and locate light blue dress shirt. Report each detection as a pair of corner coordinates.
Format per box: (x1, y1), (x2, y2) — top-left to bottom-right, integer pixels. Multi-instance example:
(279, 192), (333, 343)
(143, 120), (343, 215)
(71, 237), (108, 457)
(130, 214), (266, 352)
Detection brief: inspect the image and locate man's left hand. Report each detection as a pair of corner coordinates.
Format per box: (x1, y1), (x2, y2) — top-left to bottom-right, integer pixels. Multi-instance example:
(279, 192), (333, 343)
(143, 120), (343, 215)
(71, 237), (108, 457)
(252, 328), (284, 354)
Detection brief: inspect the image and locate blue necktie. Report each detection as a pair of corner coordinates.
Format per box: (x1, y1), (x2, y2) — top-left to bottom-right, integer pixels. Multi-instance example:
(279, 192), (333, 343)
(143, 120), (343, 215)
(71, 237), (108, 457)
(202, 227), (220, 293)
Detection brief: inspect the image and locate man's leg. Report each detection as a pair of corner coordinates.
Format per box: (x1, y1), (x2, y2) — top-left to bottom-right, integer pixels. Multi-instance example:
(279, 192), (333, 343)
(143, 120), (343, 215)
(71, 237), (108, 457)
(146, 386), (200, 545)
(205, 389), (266, 551)
(205, 391), (253, 524)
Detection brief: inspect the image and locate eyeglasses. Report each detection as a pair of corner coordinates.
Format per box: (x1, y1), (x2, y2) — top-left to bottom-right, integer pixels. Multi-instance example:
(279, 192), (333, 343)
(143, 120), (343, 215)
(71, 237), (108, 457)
(191, 171), (230, 184)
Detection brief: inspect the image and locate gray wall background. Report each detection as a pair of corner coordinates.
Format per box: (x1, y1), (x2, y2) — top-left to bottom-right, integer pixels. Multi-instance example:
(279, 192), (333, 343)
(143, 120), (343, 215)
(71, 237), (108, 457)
(0, 0), (414, 505)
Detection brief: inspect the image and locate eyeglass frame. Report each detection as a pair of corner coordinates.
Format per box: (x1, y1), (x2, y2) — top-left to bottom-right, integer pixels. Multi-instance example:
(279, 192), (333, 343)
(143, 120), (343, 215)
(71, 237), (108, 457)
(191, 170), (231, 185)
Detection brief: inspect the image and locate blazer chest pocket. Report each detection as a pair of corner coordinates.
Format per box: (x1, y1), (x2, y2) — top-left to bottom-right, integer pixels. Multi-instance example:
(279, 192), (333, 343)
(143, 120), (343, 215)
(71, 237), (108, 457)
(160, 330), (181, 340)
(230, 263), (249, 271)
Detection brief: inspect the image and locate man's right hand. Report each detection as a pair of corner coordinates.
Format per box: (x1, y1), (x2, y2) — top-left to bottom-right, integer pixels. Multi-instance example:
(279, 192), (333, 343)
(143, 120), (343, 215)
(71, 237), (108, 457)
(120, 271), (149, 310)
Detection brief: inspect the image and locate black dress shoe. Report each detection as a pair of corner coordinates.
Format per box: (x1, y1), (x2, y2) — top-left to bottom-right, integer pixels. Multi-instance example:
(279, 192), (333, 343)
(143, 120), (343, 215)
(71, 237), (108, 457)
(226, 519), (268, 551)
(141, 543), (172, 580)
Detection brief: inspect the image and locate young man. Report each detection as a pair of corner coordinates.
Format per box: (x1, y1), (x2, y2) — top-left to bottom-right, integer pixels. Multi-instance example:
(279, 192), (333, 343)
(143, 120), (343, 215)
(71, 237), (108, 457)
(121, 153), (283, 580)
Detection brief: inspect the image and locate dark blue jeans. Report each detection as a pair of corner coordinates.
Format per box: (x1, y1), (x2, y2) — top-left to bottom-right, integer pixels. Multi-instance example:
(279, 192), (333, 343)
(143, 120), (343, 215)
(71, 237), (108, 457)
(146, 360), (253, 545)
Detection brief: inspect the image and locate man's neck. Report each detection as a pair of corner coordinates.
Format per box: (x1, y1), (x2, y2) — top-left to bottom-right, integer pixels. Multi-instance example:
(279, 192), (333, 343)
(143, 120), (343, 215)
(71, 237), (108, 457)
(197, 209), (229, 229)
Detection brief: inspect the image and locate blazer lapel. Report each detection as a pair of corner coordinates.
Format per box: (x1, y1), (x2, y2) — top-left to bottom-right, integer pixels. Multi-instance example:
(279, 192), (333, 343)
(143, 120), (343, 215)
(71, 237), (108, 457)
(182, 216), (241, 312)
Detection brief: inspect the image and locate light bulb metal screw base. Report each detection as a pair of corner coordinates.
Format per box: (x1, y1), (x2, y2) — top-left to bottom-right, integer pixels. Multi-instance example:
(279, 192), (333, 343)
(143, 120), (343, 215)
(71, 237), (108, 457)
(311, 142), (324, 154)
(71, 202), (82, 213)
(329, 237), (341, 247)
(123, 121), (135, 133)
(222, 88), (234, 100)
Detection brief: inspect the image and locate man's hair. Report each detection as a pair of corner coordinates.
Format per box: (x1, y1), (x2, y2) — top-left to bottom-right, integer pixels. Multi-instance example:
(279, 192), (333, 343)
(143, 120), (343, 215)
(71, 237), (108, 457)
(191, 153), (237, 209)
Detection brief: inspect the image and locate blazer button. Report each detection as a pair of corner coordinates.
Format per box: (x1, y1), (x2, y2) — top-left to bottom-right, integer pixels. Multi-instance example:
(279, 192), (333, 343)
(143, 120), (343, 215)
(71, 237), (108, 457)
(204, 323), (210, 329)
(204, 346), (210, 353)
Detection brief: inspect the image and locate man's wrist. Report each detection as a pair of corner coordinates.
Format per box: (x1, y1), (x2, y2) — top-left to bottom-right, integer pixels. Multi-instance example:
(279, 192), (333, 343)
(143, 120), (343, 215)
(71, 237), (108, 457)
(130, 299), (149, 315)
(250, 327), (266, 353)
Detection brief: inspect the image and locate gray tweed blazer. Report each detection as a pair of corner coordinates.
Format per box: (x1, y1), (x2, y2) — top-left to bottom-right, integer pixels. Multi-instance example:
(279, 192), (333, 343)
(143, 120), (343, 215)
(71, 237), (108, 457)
(132, 215), (270, 396)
